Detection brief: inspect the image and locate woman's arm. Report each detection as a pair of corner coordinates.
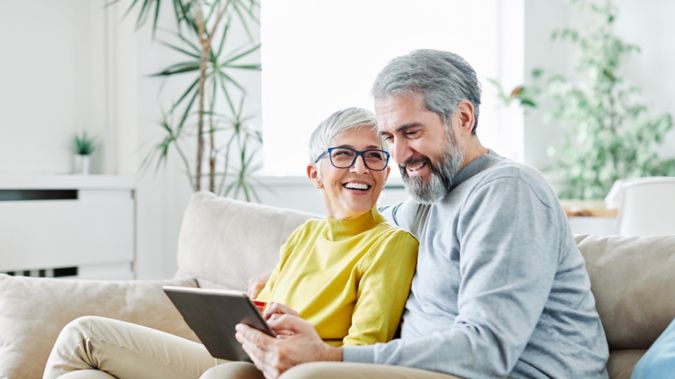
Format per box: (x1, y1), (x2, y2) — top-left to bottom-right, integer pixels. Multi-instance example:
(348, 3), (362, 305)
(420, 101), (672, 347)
(343, 230), (419, 345)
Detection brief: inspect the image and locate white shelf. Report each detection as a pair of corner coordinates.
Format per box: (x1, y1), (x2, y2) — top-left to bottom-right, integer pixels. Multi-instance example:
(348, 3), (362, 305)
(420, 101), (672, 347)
(0, 174), (136, 190)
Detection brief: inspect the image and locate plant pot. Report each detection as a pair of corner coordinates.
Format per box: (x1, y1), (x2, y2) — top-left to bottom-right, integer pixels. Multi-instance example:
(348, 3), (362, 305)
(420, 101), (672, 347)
(73, 154), (91, 175)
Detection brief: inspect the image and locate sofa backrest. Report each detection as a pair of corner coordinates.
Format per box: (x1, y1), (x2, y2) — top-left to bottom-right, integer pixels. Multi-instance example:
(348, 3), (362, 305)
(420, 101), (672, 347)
(175, 192), (315, 291)
(176, 193), (675, 355)
(576, 234), (675, 350)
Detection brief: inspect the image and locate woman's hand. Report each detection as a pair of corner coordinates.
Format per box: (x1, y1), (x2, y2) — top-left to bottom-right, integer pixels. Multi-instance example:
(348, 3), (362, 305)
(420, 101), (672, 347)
(247, 271), (271, 299)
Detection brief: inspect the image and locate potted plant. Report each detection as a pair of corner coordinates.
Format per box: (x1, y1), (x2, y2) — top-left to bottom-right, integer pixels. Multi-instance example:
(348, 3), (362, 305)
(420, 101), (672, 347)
(72, 131), (95, 175)
(112, 0), (263, 201)
(492, 0), (675, 200)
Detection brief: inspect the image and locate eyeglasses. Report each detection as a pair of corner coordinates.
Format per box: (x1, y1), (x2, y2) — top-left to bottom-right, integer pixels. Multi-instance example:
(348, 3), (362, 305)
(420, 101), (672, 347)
(314, 147), (390, 171)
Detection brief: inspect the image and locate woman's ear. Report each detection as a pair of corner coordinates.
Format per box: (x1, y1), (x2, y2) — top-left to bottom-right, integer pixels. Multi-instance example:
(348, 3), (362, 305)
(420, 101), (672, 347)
(384, 165), (391, 182)
(306, 163), (323, 189)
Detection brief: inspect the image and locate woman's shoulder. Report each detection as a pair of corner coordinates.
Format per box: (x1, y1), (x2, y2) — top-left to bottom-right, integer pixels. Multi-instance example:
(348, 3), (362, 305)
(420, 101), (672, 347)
(374, 218), (417, 239)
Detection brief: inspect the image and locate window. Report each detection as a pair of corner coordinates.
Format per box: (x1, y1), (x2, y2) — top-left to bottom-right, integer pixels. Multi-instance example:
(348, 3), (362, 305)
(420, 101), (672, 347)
(261, 0), (524, 176)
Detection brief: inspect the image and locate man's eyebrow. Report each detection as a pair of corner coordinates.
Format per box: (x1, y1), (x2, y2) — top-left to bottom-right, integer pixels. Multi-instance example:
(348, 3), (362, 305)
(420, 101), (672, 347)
(380, 123), (423, 136)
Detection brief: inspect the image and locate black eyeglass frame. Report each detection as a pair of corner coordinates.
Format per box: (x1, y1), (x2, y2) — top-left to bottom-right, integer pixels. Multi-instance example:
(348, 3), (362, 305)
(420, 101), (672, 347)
(314, 146), (391, 171)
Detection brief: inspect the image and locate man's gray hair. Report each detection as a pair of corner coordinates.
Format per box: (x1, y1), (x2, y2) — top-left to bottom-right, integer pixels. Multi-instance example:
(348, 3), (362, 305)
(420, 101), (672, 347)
(371, 49), (481, 133)
(308, 107), (381, 163)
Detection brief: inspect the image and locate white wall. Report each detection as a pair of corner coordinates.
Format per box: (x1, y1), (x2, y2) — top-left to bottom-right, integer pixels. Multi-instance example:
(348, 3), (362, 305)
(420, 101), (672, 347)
(524, 0), (675, 169)
(2, 1), (674, 279)
(0, 1), (107, 174)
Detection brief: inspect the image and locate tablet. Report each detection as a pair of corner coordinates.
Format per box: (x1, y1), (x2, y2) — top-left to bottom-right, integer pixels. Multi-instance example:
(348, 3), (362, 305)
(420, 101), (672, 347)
(162, 286), (275, 361)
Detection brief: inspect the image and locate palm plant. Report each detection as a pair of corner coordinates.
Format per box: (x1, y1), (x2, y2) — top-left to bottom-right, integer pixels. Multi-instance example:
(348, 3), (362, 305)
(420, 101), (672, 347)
(112, 0), (262, 200)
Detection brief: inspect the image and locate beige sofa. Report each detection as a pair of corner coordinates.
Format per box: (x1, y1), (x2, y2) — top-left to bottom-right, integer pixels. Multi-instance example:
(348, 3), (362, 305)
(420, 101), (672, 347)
(1, 192), (674, 379)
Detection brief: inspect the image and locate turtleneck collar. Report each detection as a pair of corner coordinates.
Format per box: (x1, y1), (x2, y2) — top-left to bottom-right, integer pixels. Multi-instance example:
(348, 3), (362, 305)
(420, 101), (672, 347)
(325, 207), (383, 240)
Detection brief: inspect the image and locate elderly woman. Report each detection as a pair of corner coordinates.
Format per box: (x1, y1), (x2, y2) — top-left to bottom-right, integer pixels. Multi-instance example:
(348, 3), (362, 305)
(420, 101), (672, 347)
(43, 107), (418, 379)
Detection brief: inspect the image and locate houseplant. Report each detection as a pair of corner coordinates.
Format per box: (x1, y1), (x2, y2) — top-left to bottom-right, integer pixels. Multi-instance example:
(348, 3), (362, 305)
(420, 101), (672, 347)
(113, 0), (263, 201)
(493, 0), (675, 200)
(72, 131), (95, 175)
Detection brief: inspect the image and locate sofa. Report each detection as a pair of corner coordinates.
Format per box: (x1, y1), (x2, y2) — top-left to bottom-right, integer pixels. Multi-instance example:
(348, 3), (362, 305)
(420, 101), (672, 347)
(1, 191), (674, 379)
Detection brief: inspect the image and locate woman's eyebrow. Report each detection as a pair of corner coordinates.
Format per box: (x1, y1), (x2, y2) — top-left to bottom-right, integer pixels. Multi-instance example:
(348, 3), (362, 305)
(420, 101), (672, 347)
(334, 144), (382, 149)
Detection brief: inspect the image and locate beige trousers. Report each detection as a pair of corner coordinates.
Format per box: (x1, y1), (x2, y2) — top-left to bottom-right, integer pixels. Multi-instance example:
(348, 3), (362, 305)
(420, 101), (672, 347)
(43, 316), (459, 379)
(42, 316), (263, 379)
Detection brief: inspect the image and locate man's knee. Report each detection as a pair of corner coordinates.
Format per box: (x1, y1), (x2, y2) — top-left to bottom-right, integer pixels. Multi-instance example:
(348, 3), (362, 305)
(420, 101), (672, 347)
(200, 362), (263, 379)
(281, 362), (349, 379)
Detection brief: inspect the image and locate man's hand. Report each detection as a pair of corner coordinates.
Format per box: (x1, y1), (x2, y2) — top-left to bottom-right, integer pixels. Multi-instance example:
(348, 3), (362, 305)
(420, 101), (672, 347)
(247, 271), (271, 299)
(263, 302), (299, 322)
(235, 315), (342, 379)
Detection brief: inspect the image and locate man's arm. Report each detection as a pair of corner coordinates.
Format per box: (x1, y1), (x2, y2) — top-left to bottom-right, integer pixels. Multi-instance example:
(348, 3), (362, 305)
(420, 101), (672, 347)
(344, 176), (561, 377)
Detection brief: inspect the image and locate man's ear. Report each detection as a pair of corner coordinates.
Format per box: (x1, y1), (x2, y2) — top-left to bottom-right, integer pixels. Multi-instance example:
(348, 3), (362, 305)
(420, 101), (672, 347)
(454, 100), (475, 136)
(306, 163), (323, 189)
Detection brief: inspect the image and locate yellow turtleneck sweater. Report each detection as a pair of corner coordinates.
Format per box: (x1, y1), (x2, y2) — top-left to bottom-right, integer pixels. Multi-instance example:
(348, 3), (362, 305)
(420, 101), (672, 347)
(256, 207), (418, 346)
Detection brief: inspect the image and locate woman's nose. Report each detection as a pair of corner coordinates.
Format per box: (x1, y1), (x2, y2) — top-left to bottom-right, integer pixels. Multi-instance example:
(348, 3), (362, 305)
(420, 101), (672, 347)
(349, 154), (370, 173)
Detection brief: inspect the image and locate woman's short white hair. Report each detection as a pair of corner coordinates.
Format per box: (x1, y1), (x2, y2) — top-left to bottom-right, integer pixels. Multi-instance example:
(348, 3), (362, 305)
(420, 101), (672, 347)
(308, 107), (383, 164)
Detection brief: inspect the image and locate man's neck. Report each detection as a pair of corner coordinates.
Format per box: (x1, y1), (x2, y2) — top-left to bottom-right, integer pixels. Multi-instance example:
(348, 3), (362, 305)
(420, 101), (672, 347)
(460, 138), (489, 170)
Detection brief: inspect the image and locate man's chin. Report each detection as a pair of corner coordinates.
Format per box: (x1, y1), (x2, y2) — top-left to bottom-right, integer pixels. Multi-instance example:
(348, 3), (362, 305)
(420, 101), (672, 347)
(402, 174), (447, 204)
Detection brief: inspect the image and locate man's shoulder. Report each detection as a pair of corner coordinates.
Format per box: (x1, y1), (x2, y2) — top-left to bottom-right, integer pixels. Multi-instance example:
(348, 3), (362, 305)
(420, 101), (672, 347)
(473, 159), (554, 198)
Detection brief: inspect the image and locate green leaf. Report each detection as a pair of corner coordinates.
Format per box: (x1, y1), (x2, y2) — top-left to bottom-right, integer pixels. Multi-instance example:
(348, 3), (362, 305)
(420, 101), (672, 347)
(151, 61), (201, 76)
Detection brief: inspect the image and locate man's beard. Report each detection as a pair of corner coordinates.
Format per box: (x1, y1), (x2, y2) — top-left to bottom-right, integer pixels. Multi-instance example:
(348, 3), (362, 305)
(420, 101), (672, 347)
(400, 130), (464, 204)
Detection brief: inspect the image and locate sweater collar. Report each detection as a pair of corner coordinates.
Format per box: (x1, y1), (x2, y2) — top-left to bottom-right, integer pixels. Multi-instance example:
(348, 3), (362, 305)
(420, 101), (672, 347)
(325, 207), (382, 240)
(450, 149), (501, 190)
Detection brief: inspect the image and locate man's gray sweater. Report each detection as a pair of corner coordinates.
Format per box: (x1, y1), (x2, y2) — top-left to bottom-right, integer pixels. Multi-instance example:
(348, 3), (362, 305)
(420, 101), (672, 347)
(344, 151), (609, 378)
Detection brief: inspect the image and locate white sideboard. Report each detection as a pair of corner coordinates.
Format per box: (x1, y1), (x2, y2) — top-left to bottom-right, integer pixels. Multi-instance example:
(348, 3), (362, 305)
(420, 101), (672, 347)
(0, 175), (136, 280)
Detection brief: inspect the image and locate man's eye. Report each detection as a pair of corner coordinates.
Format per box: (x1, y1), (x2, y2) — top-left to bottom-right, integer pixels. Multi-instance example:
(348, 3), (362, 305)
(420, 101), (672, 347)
(382, 135), (394, 143)
(404, 130), (419, 138)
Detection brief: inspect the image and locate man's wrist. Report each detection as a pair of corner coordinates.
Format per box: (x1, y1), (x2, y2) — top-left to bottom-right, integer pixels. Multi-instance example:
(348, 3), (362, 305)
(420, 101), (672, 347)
(322, 346), (343, 361)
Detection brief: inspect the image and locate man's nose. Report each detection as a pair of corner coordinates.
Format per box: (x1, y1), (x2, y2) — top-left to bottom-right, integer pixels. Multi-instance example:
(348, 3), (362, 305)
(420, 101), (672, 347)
(391, 138), (412, 165)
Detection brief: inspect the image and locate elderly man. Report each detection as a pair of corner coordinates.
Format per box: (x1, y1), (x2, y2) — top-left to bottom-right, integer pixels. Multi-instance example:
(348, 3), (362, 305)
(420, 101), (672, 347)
(236, 49), (609, 379)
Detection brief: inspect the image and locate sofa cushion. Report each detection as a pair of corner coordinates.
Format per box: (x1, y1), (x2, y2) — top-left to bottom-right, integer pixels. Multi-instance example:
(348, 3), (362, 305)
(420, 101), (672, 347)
(630, 319), (675, 378)
(576, 234), (675, 349)
(607, 349), (645, 379)
(175, 192), (316, 291)
(0, 274), (197, 379)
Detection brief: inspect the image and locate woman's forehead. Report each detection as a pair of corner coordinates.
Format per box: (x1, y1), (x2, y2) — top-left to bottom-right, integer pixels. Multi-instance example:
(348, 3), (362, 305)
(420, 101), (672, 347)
(331, 126), (381, 147)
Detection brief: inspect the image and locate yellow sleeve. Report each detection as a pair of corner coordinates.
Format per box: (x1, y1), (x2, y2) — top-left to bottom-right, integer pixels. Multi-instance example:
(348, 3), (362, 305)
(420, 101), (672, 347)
(256, 221), (310, 302)
(342, 230), (418, 346)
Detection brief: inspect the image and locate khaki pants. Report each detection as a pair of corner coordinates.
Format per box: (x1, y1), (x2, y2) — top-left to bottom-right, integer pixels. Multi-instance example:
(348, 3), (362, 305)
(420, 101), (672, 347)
(43, 316), (459, 379)
(42, 316), (263, 379)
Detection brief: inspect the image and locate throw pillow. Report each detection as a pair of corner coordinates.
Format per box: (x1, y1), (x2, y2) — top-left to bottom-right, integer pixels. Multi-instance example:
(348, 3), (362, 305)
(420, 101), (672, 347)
(631, 318), (675, 378)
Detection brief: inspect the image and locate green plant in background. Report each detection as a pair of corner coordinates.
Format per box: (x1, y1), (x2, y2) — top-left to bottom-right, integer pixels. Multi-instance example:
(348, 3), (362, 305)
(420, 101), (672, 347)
(494, 0), (675, 199)
(112, 0), (263, 201)
(73, 131), (95, 155)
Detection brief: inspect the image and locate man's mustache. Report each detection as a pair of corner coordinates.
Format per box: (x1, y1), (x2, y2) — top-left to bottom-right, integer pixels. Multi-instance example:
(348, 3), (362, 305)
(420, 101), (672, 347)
(399, 156), (432, 170)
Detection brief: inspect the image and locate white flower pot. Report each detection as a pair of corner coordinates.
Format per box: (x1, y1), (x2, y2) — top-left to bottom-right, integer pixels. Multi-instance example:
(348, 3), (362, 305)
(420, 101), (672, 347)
(73, 155), (91, 175)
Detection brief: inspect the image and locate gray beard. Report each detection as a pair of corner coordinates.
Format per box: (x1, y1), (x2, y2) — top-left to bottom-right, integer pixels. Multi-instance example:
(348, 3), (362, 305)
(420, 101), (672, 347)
(400, 131), (464, 204)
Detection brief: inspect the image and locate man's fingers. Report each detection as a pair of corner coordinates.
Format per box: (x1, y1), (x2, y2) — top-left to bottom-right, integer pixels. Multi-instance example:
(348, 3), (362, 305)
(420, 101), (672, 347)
(263, 302), (298, 319)
(267, 314), (310, 334)
(235, 323), (274, 349)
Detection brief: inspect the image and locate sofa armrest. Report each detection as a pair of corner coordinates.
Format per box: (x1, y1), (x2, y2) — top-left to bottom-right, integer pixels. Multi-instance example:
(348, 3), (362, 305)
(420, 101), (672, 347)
(0, 274), (198, 379)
